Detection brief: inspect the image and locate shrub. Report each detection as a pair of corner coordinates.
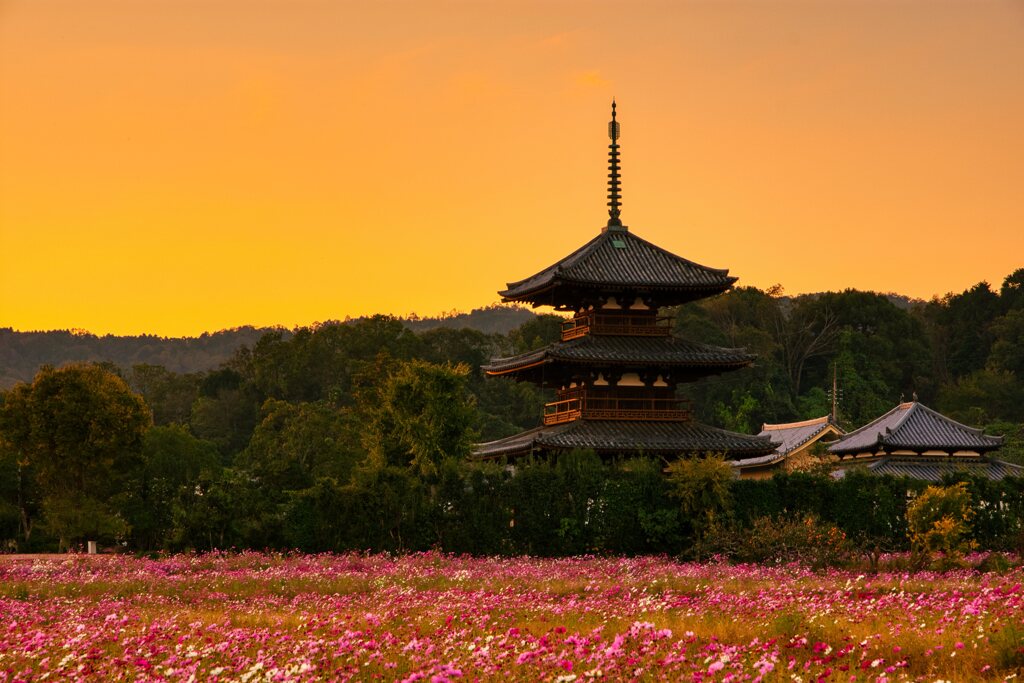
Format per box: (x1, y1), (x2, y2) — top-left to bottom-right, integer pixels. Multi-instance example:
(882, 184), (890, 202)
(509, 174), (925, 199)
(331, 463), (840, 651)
(702, 514), (849, 568)
(906, 482), (976, 566)
(665, 453), (732, 551)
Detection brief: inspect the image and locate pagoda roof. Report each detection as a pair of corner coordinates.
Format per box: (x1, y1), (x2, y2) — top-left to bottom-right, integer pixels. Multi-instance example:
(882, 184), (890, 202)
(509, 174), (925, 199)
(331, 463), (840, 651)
(828, 402), (1004, 456)
(473, 420), (775, 459)
(483, 335), (753, 376)
(832, 456), (1022, 482)
(499, 228), (737, 306)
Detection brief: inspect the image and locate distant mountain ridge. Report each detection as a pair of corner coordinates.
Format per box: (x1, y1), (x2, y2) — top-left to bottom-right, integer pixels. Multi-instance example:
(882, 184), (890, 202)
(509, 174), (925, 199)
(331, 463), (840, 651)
(0, 306), (538, 389)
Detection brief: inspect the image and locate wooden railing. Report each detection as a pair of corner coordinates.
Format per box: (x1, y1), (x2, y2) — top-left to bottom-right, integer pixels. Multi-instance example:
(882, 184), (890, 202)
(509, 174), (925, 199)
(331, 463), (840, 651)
(542, 391), (691, 425)
(561, 312), (673, 341)
(543, 397), (582, 425)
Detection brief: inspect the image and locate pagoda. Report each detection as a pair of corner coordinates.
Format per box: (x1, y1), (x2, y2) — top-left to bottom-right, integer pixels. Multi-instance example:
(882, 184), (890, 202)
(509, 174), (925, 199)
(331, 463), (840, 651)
(474, 103), (775, 460)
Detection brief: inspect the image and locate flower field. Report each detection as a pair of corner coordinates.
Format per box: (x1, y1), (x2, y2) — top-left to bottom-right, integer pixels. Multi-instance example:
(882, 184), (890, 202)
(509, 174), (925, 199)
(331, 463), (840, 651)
(0, 553), (1022, 682)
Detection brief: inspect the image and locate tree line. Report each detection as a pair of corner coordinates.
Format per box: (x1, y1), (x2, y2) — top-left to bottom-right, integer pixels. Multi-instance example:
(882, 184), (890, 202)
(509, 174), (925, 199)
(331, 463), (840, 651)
(0, 268), (1022, 553)
(0, 306), (535, 390)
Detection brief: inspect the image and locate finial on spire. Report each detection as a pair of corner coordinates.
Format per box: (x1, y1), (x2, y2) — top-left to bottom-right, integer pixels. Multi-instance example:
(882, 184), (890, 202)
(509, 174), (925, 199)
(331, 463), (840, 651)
(605, 99), (624, 230)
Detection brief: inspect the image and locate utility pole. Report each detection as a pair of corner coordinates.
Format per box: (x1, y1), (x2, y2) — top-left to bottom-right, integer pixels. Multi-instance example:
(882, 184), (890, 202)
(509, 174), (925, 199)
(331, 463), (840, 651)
(830, 363), (838, 424)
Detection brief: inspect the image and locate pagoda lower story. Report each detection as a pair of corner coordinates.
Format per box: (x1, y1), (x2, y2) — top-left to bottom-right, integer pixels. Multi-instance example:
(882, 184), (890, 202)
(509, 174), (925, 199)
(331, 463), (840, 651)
(475, 417), (776, 459)
(474, 306), (775, 460)
(473, 102), (774, 461)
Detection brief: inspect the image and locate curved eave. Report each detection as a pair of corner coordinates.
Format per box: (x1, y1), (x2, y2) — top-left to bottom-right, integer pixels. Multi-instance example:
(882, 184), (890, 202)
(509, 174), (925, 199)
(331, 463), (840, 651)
(732, 452), (788, 469)
(499, 278), (736, 304)
(472, 420), (777, 459)
(484, 358), (552, 376)
(878, 435), (1005, 453)
(830, 440), (1004, 457)
(482, 353), (754, 377)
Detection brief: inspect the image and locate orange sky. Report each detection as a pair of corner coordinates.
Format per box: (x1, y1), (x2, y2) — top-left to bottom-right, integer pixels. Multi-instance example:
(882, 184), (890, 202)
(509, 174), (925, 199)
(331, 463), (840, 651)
(2, 1), (1023, 336)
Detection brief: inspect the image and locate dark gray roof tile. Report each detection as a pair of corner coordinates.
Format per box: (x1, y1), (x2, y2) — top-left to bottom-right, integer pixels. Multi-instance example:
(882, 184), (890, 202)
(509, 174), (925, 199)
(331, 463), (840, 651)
(474, 420), (775, 458)
(829, 402), (1003, 455)
(500, 230), (736, 304)
(832, 456), (1022, 482)
(483, 335), (753, 375)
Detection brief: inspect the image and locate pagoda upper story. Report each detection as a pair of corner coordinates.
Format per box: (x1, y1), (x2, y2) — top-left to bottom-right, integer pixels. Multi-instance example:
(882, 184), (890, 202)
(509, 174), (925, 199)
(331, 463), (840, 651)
(499, 103), (736, 311)
(474, 103), (774, 459)
(498, 228), (738, 310)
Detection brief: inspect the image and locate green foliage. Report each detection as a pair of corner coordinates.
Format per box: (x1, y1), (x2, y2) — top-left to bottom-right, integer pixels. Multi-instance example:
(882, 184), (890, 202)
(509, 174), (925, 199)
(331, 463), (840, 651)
(906, 482), (976, 562)
(239, 400), (360, 491)
(362, 360), (478, 478)
(507, 314), (563, 354)
(0, 327), (272, 390)
(988, 309), (1024, 376)
(937, 282), (1002, 378)
(4, 270), (1024, 557)
(189, 368), (259, 458)
(665, 454), (733, 546)
(831, 470), (916, 565)
(703, 514), (849, 568)
(118, 425), (221, 550)
(0, 364), (152, 548)
(129, 364), (200, 426)
(939, 370), (1024, 425)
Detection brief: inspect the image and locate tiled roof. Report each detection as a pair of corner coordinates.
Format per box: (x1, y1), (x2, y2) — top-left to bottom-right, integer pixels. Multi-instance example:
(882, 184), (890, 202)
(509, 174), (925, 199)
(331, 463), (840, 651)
(499, 229), (736, 304)
(758, 416), (842, 457)
(829, 402), (1004, 456)
(732, 416), (843, 468)
(483, 335), (753, 375)
(474, 420), (776, 459)
(832, 456), (1023, 482)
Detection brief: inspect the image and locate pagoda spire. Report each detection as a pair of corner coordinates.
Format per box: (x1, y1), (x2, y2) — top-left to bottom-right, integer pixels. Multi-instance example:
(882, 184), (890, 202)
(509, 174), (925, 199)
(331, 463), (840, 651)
(605, 100), (625, 231)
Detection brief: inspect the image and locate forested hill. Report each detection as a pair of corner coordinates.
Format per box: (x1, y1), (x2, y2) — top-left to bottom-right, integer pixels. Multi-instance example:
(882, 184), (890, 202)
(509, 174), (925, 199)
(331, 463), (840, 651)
(401, 306), (535, 334)
(0, 327), (274, 389)
(0, 306), (537, 389)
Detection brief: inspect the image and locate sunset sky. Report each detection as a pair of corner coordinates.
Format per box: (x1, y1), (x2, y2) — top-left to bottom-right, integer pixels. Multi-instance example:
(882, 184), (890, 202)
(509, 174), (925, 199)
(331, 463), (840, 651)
(2, 1), (1023, 336)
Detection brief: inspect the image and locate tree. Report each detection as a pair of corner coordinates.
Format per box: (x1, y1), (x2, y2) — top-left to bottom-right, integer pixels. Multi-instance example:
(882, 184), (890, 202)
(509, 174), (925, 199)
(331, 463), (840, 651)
(937, 282), (1002, 379)
(771, 295), (839, 400)
(665, 454), (734, 550)
(507, 314), (564, 354)
(0, 384), (42, 548)
(361, 360), (478, 478)
(189, 368), (259, 458)
(988, 310), (1024, 377)
(999, 268), (1024, 313)
(0, 364), (152, 549)
(238, 399), (361, 491)
(129, 364), (200, 426)
(938, 369), (1024, 425)
(118, 425), (221, 550)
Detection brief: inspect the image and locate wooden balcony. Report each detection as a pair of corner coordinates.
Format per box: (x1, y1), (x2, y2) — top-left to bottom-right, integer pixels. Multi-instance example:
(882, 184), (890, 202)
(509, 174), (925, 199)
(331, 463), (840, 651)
(561, 312), (673, 341)
(543, 391), (691, 425)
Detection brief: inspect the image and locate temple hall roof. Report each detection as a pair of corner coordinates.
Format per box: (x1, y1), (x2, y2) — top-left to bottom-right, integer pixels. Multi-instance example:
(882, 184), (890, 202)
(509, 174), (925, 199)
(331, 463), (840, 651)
(474, 419), (776, 459)
(498, 228), (737, 307)
(832, 456), (1023, 482)
(828, 402), (1004, 456)
(731, 416), (843, 469)
(760, 416), (842, 456)
(483, 334), (754, 376)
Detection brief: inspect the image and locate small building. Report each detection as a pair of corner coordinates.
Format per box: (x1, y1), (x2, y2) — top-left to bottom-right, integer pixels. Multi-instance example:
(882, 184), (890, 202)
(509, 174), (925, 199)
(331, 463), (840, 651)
(828, 401), (1021, 481)
(732, 416), (844, 479)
